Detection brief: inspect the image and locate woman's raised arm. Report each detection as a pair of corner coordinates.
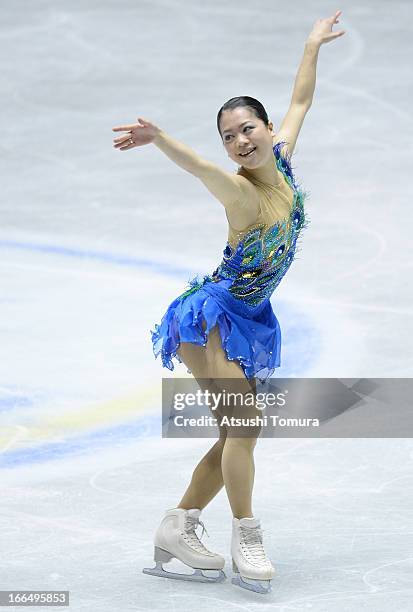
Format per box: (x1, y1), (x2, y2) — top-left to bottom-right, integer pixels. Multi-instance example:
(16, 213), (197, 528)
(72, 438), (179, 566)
(275, 10), (345, 157)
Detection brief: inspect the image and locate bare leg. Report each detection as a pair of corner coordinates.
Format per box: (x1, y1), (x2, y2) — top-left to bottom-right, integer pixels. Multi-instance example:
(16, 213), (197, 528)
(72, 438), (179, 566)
(204, 324), (261, 519)
(175, 321), (261, 518)
(177, 438), (226, 511)
(221, 437), (257, 519)
(176, 330), (227, 510)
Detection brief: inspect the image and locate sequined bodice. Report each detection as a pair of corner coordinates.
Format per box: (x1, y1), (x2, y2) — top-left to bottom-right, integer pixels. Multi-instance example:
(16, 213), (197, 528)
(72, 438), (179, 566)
(211, 142), (308, 307)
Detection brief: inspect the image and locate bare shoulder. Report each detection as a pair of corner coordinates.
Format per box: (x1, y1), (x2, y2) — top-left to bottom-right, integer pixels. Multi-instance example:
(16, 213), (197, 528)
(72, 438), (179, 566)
(196, 159), (259, 219)
(225, 173), (260, 231)
(235, 172), (261, 203)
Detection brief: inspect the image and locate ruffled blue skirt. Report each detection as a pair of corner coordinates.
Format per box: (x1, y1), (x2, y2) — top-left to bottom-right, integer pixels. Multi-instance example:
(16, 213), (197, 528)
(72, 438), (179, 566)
(150, 275), (281, 382)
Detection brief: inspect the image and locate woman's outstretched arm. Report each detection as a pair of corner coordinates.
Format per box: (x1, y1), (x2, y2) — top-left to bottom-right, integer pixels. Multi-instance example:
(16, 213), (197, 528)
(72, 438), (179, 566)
(112, 118), (259, 216)
(113, 118), (206, 174)
(274, 10), (346, 156)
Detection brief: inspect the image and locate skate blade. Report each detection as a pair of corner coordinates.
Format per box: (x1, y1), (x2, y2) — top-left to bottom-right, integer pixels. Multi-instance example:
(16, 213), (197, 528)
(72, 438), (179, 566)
(231, 573), (272, 594)
(143, 563), (226, 584)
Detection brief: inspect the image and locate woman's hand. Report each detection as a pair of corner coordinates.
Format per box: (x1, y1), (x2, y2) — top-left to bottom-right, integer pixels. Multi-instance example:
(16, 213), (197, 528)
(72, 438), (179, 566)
(112, 117), (161, 151)
(306, 10), (345, 47)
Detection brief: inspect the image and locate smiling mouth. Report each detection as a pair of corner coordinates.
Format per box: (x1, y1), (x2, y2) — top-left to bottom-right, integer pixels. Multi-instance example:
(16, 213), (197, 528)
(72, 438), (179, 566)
(239, 147), (256, 158)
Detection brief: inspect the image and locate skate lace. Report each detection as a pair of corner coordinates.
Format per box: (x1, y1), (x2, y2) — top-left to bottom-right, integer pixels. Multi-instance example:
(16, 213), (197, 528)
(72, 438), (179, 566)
(183, 516), (210, 553)
(240, 526), (269, 562)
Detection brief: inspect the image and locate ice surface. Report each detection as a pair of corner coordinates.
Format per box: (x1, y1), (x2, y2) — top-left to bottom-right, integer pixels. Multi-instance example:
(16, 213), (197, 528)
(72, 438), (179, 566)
(1, 1), (413, 610)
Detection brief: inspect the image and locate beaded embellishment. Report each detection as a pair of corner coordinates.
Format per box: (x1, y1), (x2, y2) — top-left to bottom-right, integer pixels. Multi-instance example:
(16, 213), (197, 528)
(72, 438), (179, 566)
(211, 142), (308, 307)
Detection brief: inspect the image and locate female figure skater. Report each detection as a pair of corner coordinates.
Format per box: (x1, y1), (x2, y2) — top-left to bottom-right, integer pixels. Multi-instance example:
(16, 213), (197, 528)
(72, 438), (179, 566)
(113, 11), (345, 594)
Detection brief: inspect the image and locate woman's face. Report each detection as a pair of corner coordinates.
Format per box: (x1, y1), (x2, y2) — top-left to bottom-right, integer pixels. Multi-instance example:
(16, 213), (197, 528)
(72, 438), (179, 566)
(219, 107), (274, 168)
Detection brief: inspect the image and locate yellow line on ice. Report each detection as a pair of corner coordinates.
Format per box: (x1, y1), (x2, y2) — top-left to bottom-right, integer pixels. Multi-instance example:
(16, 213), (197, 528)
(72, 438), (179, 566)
(0, 384), (161, 449)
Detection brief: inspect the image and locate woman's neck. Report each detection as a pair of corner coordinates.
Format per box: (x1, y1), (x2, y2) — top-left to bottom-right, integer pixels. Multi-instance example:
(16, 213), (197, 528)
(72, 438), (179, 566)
(239, 153), (282, 187)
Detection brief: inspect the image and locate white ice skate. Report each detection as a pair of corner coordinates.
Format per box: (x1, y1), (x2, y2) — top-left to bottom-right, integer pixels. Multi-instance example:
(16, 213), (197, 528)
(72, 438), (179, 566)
(143, 507), (226, 583)
(231, 516), (275, 594)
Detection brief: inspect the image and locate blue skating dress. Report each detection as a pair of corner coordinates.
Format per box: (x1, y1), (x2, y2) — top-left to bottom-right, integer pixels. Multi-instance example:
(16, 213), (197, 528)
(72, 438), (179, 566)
(151, 142), (308, 383)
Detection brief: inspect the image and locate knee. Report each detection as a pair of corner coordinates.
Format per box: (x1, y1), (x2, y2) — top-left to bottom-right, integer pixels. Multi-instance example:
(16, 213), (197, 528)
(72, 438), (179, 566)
(224, 435), (259, 450)
(219, 392), (262, 441)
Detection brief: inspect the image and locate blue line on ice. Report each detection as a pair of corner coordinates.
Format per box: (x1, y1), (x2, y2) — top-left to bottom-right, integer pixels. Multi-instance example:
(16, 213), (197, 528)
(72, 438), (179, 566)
(0, 239), (321, 467)
(0, 239), (190, 276)
(0, 394), (33, 413)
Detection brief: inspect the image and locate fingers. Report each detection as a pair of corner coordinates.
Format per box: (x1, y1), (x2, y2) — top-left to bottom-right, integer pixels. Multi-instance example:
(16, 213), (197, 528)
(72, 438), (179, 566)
(325, 30), (345, 42)
(112, 117), (155, 150)
(112, 120), (150, 133)
(118, 143), (135, 151)
(318, 9), (342, 24)
(116, 138), (136, 151)
(113, 136), (132, 148)
(112, 130), (136, 149)
(112, 124), (137, 132)
(330, 9), (342, 23)
(113, 132), (131, 143)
